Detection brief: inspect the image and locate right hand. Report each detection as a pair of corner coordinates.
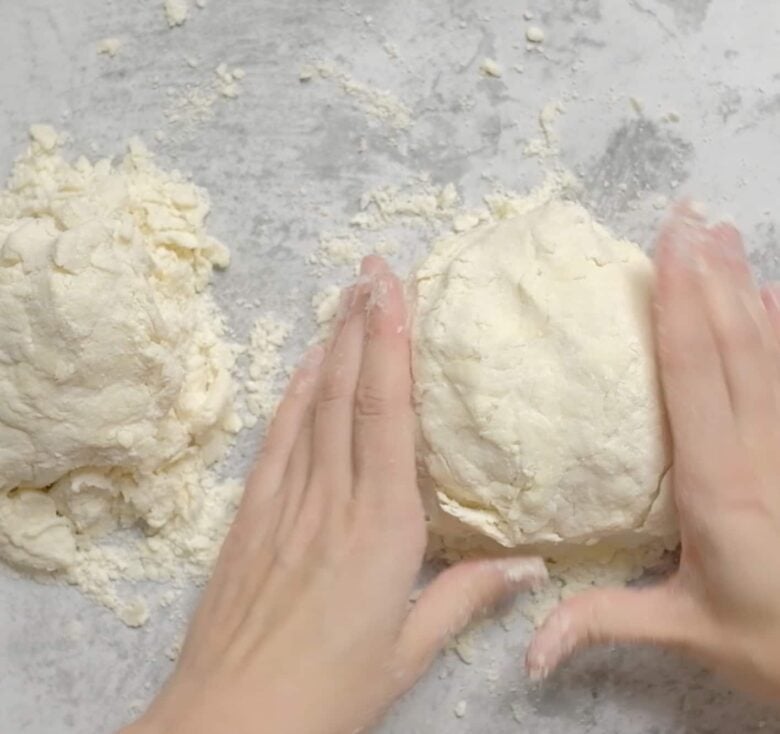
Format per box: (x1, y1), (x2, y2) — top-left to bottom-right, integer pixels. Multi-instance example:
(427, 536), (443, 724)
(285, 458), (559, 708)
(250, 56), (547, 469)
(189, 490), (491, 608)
(527, 204), (780, 701)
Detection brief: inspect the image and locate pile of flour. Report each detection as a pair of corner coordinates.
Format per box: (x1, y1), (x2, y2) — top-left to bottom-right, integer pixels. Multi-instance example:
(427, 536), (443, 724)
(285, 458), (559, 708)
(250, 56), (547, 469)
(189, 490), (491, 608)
(0, 127), (244, 623)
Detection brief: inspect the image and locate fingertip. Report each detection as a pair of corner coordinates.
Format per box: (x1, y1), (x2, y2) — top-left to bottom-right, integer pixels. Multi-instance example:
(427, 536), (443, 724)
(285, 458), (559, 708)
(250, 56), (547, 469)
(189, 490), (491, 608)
(494, 557), (548, 592)
(361, 255), (389, 277)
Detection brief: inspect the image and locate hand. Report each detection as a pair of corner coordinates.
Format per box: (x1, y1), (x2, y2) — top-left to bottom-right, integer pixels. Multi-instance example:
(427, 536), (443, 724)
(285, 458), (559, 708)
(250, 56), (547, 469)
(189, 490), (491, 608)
(527, 204), (780, 700)
(125, 256), (546, 734)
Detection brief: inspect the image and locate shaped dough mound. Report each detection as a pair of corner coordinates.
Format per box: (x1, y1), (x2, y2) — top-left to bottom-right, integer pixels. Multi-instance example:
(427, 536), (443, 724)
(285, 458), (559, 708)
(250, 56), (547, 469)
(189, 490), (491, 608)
(0, 127), (238, 573)
(413, 199), (677, 550)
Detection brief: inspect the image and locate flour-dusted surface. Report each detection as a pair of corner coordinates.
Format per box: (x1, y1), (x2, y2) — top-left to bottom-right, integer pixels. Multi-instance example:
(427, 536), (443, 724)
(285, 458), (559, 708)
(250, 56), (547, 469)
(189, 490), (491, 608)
(414, 197), (676, 550)
(3, 1), (780, 733)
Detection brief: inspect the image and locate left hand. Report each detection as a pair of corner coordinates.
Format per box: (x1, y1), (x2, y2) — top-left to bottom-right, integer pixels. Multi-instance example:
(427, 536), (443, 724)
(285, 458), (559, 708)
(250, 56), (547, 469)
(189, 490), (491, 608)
(124, 256), (546, 734)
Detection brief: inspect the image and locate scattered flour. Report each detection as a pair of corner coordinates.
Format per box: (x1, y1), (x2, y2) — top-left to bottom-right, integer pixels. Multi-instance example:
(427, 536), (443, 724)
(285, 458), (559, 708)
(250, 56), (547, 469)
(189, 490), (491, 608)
(96, 38), (122, 57)
(524, 100), (565, 158)
(311, 62), (412, 130)
(526, 25), (545, 44)
(349, 177), (460, 229)
(480, 58), (503, 78)
(164, 0), (189, 27)
(164, 63), (243, 141)
(215, 63), (245, 99)
(308, 234), (363, 269)
(244, 316), (291, 427)
(311, 284), (342, 340)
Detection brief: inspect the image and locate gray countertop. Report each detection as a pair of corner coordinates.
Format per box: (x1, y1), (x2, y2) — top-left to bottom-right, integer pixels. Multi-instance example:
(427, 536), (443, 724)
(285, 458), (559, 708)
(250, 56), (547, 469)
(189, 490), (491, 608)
(3, 1), (780, 732)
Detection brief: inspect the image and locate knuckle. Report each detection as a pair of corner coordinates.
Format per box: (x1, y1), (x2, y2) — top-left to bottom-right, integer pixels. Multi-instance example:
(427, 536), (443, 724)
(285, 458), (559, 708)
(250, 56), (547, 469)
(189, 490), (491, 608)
(318, 371), (352, 408)
(355, 383), (391, 418)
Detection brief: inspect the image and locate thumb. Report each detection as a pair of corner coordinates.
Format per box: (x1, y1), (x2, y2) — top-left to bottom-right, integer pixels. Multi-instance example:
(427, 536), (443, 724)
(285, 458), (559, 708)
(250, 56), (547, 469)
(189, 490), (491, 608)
(397, 557), (548, 678)
(526, 581), (701, 680)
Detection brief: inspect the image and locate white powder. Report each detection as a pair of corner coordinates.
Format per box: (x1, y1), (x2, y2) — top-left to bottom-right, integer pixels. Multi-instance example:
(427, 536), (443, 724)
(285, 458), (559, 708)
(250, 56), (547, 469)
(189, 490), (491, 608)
(523, 100), (565, 158)
(349, 178), (460, 229)
(244, 316), (291, 427)
(164, 0), (189, 27)
(215, 63), (245, 99)
(96, 38), (122, 57)
(526, 25), (545, 43)
(164, 63), (242, 142)
(308, 234), (363, 269)
(311, 284), (342, 340)
(312, 62), (412, 130)
(480, 58), (503, 77)
(0, 128), (245, 620)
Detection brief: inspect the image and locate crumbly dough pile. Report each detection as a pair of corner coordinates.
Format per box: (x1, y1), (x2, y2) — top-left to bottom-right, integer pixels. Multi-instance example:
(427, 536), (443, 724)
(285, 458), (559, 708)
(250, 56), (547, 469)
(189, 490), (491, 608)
(0, 127), (241, 608)
(413, 196), (678, 551)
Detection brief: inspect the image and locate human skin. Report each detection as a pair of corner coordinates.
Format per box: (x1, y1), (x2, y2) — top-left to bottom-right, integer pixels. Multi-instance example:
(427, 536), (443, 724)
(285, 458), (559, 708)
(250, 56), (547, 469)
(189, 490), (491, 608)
(528, 204), (780, 701)
(122, 256), (546, 734)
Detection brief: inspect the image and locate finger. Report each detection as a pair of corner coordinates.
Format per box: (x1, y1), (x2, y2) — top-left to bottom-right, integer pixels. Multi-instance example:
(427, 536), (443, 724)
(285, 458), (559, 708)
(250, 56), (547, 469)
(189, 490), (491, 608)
(354, 259), (416, 506)
(273, 355), (327, 543)
(242, 345), (326, 516)
(526, 582), (703, 681)
(653, 204), (735, 475)
(270, 288), (355, 542)
(761, 284), (780, 345)
(397, 557), (548, 679)
(311, 267), (375, 494)
(696, 224), (777, 436)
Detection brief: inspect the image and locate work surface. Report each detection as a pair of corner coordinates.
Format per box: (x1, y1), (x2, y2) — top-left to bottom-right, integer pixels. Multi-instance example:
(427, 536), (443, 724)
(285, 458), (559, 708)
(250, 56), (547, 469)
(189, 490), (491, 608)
(2, 1), (780, 732)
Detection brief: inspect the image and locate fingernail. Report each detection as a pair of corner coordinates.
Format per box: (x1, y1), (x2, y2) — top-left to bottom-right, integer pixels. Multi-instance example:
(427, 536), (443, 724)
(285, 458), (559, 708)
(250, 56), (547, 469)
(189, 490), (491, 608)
(527, 663), (549, 683)
(526, 647), (550, 682)
(497, 557), (549, 589)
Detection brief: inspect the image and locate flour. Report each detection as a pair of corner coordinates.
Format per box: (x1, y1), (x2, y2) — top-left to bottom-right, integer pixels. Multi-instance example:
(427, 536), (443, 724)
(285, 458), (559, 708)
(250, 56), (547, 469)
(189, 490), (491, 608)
(526, 25), (546, 44)
(164, 63), (243, 141)
(244, 316), (291, 427)
(524, 101), (564, 158)
(215, 63), (245, 99)
(164, 0), (189, 27)
(308, 234), (364, 269)
(96, 38), (122, 57)
(311, 62), (412, 130)
(480, 58), (503, 78)
(0, 127), (245, 619)
(349, 177), (460, 229)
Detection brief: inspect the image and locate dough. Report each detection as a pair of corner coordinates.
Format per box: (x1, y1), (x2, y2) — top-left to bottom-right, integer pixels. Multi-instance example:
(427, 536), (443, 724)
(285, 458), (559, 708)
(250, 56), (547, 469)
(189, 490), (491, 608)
(0, 126), (239, 573)
(413, 198), (677, 550)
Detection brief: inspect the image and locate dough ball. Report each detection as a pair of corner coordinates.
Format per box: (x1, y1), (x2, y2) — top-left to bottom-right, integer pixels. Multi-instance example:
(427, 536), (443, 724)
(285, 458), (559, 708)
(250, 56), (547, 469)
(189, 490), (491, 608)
(413, 199), (677, 550)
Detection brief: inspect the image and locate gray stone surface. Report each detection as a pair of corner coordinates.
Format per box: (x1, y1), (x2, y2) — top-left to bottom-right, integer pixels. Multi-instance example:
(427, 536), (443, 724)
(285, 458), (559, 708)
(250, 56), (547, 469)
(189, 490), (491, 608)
(2, 0), (780, 732)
